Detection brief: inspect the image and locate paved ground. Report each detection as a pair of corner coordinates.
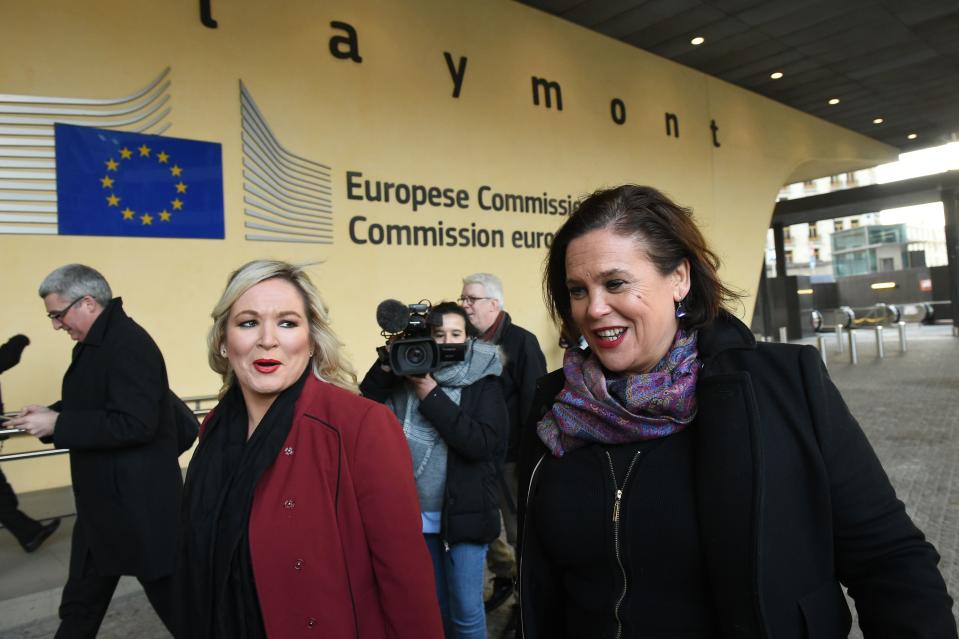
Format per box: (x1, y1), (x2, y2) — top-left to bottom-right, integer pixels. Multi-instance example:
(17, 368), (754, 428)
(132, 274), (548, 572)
(2, 323), (957, 638)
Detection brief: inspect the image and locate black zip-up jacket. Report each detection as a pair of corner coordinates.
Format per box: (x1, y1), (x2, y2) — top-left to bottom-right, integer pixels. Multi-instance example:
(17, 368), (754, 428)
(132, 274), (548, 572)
(518, 312), (956, 639)
(361, 363), (508, 545)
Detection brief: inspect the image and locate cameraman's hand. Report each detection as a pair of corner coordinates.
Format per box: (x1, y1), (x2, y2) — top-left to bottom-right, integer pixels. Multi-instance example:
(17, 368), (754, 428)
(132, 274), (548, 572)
(406, 373), (437, 400)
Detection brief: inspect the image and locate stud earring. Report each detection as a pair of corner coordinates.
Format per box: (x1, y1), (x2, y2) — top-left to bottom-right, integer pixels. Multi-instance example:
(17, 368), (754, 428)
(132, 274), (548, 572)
(220, 347), (227, 357)
(309, 350), (315, 357)
(675, 300), (688, 319)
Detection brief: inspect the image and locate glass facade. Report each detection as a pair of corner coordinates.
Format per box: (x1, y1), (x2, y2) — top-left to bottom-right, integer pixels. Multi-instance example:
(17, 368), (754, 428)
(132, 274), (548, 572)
(831, 224), (908, 277)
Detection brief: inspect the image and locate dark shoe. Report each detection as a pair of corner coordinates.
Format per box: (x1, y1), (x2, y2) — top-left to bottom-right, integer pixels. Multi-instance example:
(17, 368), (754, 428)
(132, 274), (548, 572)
(485, 576), (514, 612)
(500, 603), (518, 639)
(22, 518), (60, 553)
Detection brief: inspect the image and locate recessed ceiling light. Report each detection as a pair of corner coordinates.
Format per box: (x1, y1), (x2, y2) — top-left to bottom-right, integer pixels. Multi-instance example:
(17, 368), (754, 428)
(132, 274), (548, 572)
(828, 98), (840, 105)
(907, 133), (918, 140)
(873, 117), (884, 124)
(770, 71), (784, 80)
(690, 36), (705, 46)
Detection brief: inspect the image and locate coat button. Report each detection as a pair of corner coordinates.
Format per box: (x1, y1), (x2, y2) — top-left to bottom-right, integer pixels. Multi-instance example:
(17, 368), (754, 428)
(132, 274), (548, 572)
(284, 446), (294, 456)
(306, 617), (317, 628)
(283, 498), (296, 509)
(294, 559), (305, 570)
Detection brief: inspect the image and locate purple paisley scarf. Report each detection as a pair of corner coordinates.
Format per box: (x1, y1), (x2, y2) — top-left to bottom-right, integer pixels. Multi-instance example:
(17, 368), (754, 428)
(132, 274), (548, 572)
(537, 329), (700, 457)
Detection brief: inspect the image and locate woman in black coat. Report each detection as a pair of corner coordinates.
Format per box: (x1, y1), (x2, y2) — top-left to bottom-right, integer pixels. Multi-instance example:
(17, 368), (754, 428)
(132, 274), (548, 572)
(517, 185), (957, 638)
(361, 302), (508, 639)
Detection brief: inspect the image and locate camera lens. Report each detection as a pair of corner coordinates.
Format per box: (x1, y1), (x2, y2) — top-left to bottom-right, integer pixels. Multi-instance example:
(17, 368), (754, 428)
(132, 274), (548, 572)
(404, 345), (426, 366)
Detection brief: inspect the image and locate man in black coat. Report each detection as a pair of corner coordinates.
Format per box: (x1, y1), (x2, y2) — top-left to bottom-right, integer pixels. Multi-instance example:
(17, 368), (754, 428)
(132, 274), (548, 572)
(0, 333), (61, 552)
(12, 264), (181, 638)
(460, 273), (547, 621)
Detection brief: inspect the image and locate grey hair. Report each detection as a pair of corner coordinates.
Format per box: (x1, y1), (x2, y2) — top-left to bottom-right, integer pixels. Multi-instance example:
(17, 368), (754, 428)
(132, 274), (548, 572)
(462, 273), (505, 307)
(208, 259), (358, 397)
(38, 264), (112, 306)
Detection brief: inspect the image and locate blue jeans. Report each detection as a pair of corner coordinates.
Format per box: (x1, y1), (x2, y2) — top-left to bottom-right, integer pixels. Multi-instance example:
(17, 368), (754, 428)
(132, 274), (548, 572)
(424, 535), (488, 639)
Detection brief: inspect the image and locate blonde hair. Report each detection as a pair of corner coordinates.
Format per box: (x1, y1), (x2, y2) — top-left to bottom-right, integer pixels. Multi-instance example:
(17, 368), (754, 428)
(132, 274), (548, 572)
(208, 260), (358, 396)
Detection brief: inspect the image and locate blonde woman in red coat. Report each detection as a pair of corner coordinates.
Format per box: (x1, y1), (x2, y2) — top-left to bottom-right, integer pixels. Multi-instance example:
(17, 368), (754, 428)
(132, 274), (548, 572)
(175, 260), (443, 639)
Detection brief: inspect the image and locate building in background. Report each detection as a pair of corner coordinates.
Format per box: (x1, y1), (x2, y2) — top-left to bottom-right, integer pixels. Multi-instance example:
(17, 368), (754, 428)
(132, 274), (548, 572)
(766, 141), (955, 280)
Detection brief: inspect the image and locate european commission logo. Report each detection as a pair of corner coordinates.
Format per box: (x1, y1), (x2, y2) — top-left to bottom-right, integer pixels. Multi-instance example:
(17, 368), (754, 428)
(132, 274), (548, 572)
(240, 82), (333, 244)
(54, 124), (224, 238)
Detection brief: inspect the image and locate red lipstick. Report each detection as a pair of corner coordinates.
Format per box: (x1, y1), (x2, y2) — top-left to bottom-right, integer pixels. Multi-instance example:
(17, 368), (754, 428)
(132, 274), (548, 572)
(592, 327), (627, 349)
(253, 359), (281, 373)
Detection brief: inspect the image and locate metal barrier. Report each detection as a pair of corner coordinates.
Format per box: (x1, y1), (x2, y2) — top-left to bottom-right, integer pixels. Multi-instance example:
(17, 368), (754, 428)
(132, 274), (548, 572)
(898, 302), (935, 324)
(812, 304), (900, 332)
(813, 300), (954, 333)
(816, 335), (828, 366)
(847, 329), (859, 364)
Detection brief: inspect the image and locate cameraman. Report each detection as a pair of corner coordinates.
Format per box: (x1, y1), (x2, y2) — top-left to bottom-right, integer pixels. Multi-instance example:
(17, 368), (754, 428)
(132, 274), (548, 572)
(360, 302), (508, 639)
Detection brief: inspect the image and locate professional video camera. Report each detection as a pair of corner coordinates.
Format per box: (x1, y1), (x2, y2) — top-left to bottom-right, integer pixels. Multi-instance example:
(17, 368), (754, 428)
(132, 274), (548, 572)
(375, 299), (466, 376)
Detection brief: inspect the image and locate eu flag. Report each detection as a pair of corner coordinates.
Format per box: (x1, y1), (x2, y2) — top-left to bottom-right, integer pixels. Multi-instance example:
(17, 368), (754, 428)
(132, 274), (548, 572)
(54, 124), (224, 238)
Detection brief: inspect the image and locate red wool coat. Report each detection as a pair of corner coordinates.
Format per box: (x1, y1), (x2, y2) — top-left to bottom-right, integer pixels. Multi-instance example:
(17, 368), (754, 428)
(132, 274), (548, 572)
(231, 375), (443, 638)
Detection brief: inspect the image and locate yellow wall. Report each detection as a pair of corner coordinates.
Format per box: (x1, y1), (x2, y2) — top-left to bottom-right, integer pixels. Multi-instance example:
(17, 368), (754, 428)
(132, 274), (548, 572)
(0, 0), (895, 491)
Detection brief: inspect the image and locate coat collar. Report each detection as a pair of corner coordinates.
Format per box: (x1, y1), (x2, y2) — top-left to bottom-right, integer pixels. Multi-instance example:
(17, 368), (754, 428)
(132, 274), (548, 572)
(696, 311), (757, 365)
(692, 313), (769, 636)
(80, 297), (124, 347)
(692, 369), (768, 637)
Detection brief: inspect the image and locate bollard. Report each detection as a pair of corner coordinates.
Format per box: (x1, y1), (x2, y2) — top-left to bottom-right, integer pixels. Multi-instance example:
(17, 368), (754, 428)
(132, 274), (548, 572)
(848, 329), (858, 364)
(816, 336), (828, 367)
(897, 321), (907, 353)
(835, 324), (844, 354)
(779, 326), (788, 343)
(874, 325), (884, 359)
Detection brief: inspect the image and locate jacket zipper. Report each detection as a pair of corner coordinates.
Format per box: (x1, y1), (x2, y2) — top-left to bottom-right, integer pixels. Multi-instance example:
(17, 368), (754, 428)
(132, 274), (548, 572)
(605, 449), (641, 639)
(519, 453), (546, 639)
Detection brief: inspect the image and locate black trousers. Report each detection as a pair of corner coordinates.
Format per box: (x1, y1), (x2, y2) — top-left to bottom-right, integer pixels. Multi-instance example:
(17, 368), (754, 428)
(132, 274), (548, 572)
(55, 549), (175, 639)
(0, 467), (42, 545)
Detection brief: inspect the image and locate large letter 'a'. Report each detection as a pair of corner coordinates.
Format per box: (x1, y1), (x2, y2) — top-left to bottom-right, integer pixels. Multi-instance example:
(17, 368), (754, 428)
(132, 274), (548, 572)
(330, 21), (363, 63)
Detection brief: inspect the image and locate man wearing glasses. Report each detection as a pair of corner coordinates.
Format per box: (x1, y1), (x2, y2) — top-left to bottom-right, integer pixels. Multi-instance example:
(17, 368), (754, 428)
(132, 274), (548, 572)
(459, 273), (546, 635)
(11, 263), (180, 638)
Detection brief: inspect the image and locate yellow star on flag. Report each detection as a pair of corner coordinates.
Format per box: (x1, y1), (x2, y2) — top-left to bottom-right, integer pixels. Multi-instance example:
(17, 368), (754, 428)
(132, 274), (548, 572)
(107, 194), (120, 207)
(138, 144), (151, 157)
(105, 159), (119, 171)
(159, 210), (172, 222)
(157, 151), (170, 164)
(170, 165), (183, 177)
(171, 198), (183, 210)
(119, 148), (133, 160)
(100, 176), (115, 188)
(121, 207), (134, 220)
(140, 213), (154, 225)
(175, 182), (188, 193)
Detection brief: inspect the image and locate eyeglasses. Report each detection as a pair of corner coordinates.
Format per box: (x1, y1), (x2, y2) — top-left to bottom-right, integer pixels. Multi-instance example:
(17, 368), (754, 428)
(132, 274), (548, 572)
(457, 296), (491, 306)
(47, 296), (84, 321)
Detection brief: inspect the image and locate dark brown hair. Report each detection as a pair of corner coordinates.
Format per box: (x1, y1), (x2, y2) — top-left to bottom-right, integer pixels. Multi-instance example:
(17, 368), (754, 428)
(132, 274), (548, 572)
(428, 301), (478, 338)
(544, 185), (741, 339)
